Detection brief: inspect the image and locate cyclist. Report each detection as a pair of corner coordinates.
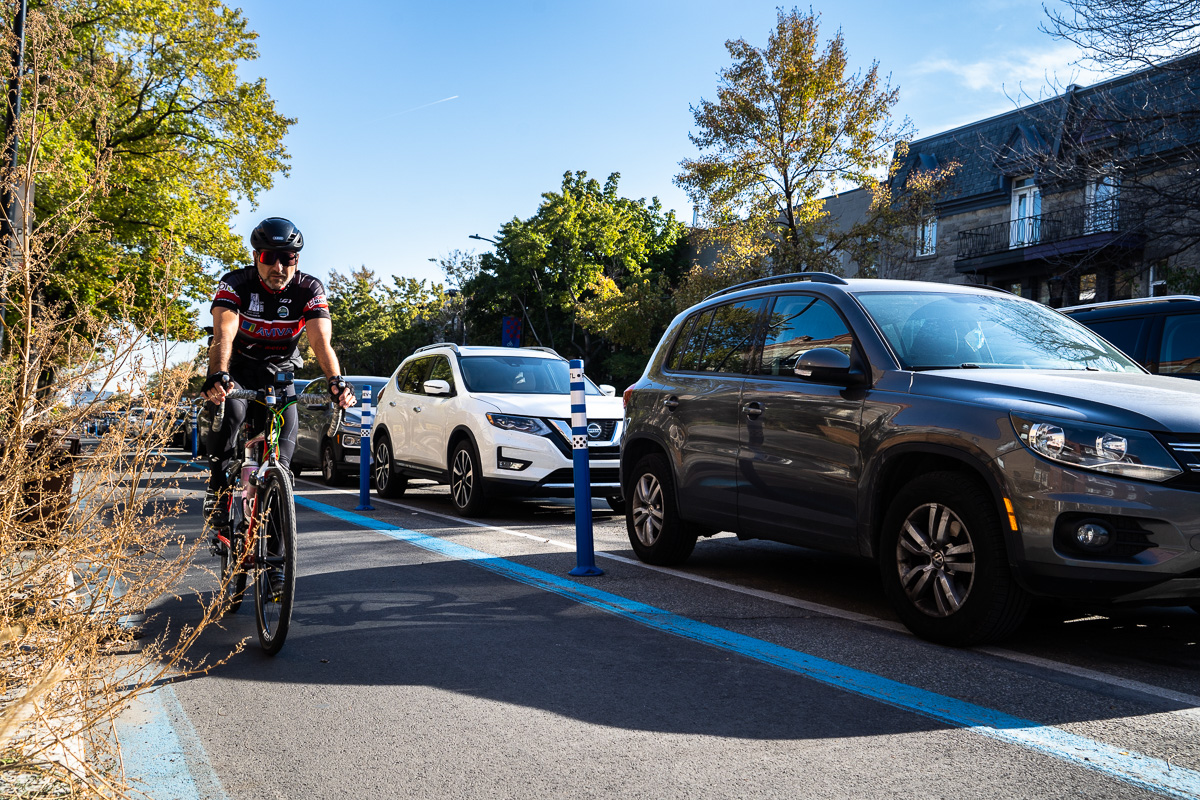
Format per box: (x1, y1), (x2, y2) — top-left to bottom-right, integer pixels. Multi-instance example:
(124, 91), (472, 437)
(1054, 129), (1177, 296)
(201, 217), (356, 527)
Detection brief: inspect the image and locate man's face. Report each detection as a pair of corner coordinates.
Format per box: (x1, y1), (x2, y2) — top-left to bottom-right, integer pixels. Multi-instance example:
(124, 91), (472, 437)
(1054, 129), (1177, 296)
(256, 250), (299, 291)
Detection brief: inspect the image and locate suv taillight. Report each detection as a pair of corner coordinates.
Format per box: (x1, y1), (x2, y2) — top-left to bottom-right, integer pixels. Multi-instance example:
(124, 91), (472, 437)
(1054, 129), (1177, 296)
(623, 385), (634, 411)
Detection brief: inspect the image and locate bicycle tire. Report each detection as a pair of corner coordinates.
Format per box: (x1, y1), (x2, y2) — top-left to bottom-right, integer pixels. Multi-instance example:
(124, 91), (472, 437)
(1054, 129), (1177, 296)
(219, 531), (247, 615)
(254, 468), (297, 655)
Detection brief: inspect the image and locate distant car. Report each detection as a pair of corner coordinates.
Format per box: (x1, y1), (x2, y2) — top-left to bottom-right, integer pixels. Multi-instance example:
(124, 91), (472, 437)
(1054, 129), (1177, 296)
(1061, 295), (1200, 379)
(370, 344), (623, 516)
(292, 376), (388, 484)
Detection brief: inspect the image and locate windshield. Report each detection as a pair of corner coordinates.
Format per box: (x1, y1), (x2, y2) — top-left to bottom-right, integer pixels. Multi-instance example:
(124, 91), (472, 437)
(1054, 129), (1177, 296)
(459, 356), (602, 395)
(352, 381), (387, 402)
(855, 291), (1144, 372)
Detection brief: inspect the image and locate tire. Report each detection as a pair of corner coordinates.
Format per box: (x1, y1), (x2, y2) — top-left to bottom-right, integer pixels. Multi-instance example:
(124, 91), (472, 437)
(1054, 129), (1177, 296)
(879, 471), (1031, 647)
(604, 495), (626, 515)
(373, 436), (408, 498)
(254, 469), (296, 656)
(219, 531), (247, 616)
(321, 441), (346, 486)
(449, 440), (488, 517)
(625, 453), (697, 566)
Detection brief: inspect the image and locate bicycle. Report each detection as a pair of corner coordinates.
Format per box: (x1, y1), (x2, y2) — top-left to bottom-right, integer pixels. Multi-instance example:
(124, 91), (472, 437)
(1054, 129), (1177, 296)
(208, 372), (333, 655)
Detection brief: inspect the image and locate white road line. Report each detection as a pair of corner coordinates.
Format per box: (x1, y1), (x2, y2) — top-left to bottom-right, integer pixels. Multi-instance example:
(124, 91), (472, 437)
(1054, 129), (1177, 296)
(300, 476), (1200, 714)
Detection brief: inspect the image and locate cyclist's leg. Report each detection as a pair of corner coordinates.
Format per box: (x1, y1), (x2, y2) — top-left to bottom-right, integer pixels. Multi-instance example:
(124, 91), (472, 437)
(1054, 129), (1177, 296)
(205, 387), (248, 527)
(275, 391), (299, 474)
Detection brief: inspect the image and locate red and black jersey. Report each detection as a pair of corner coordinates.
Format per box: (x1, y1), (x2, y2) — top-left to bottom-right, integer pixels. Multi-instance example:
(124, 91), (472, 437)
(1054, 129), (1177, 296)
(210, 266), (331, 371)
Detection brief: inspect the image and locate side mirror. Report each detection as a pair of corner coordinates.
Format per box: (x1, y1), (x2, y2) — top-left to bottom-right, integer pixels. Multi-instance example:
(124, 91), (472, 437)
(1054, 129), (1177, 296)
(600, 384), (616, 397)
(794, 348), (863, 385)
(423, 379), (452, 396)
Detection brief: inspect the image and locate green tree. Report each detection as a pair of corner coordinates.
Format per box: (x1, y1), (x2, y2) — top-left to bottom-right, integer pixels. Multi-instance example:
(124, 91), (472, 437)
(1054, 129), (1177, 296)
(7, 0), (292, 341)
(463, 171), (686, 385)
(318, 267), (446, 377)
(675, 7), (912, 288)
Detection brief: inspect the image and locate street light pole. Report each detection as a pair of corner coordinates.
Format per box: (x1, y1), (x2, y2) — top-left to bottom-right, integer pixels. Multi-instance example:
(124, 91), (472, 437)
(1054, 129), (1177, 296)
(469, 233), (545, 347)
(0, 0), (28, 355)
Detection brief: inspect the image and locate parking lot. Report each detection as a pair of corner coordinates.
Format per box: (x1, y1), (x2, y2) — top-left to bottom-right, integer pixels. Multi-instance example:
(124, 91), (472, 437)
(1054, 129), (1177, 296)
(124, 453), (1200, 800)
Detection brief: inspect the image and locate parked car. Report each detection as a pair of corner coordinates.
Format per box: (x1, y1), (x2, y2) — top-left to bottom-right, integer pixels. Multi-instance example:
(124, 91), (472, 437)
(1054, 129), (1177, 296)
(621, 272), (1200, 646)
(292, 376), (388, 484)
(1061, 295), (1200, 379)
(371, 344), (623, 516)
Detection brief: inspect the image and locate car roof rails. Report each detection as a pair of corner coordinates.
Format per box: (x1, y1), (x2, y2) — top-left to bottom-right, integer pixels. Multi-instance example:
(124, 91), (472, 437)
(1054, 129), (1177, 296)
(414, 342), (460, 354)
(702, 271), (849, 302)
(1060, 295), (1200, 313)
(521, 346), (563, 358)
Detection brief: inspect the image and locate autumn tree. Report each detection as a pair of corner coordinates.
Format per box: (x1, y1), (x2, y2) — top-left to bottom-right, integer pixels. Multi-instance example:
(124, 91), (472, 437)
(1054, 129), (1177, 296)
(675, 7), (912, 293)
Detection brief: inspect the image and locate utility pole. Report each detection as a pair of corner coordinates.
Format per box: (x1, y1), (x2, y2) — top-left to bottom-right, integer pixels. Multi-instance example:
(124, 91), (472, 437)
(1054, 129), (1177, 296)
(0, 0), (28, 355)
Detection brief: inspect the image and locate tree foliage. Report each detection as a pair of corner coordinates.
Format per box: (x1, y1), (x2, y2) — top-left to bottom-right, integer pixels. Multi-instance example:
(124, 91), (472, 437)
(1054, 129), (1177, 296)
(675, 7), (912, 288)
(5, 0), (292, 341)
(317, 267), (447, 377)
(462, 171), (686, 385)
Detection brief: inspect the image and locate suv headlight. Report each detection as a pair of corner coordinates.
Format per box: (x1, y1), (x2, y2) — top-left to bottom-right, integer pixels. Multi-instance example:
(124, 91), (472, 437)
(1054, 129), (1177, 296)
(340, 432), (361, 449)
(485, 413), (550, 436)
(1011, 414), (1182, 482)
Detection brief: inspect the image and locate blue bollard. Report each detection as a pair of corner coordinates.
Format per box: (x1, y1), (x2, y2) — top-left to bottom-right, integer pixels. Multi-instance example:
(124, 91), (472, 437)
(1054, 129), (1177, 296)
(568, 359), (603, 577)
(355, 383), (375, 511)
(190, 405), (199, 459)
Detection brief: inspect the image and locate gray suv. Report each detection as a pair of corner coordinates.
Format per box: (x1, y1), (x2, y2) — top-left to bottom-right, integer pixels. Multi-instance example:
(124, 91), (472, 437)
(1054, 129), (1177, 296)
(621, 273), (1200, 646)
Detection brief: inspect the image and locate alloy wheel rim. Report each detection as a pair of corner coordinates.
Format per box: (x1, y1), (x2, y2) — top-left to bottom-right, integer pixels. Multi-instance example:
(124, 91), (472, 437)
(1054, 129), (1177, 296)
(896, 502), (976, 617)
(374, 441), (390, 489)
(631, 473), (664, 547)
(451, 450), (473, 508)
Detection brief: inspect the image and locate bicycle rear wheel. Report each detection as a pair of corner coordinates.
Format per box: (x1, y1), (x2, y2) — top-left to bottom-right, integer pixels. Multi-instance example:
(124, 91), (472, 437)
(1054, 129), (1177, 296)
(254, 469), (297, 655)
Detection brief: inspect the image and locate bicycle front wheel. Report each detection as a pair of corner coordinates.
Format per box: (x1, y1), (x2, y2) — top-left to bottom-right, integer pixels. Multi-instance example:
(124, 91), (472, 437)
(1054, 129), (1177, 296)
(254, 469), (297, 655)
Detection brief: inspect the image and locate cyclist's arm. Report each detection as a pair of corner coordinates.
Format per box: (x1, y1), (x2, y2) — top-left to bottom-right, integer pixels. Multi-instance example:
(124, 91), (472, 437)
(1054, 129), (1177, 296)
(209, 307), (239, 374)
(306, 317), (356, 408)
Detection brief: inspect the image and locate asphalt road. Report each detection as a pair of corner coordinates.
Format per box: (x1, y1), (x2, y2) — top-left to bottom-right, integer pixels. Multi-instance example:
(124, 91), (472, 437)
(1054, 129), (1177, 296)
(124, 455), (1200, 800)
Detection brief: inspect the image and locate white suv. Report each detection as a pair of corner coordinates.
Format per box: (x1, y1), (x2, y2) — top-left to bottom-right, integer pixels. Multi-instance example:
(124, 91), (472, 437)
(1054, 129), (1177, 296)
(370, 344), (624, 516)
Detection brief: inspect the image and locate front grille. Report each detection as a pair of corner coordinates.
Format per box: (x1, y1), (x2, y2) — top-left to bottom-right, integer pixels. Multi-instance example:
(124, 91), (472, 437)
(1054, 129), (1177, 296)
(542, 467), (620, 485)
(1154, 432), (1200, 491)
(587, 420), (618, 440)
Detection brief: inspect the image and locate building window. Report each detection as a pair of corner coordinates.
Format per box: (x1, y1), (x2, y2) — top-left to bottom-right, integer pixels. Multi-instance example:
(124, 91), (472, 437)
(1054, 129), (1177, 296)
(1079, 273), (1097, 302)
(1149, 262), (1168, 297)
(916, 215), (937, 257)
(1010, 176), (1041, 247)
(1085, 167), (1119, 233)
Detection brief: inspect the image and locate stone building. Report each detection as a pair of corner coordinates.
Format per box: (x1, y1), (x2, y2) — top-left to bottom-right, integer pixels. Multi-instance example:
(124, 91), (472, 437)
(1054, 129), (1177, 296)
(831, 57), (1200, 307)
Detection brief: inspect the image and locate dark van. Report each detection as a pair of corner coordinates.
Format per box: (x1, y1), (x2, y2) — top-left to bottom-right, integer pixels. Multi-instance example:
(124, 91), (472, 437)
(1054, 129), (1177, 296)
(1062, 295), (1200, 379)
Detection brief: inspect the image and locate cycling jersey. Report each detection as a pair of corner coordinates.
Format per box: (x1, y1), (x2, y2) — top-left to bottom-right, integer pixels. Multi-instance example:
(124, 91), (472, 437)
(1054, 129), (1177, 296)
(211, 266), (331, 371)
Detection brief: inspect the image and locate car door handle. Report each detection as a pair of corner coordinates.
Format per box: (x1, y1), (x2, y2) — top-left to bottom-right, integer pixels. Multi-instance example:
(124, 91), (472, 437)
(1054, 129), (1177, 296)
(413, 406), (422, 413)
(662, 396), (679, 409)
(389, 401), (396, 407)
(742, 401), (764, 418)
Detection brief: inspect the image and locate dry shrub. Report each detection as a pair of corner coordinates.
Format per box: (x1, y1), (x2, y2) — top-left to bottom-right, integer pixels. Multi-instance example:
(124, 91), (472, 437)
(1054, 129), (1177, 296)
(0, 3), (236, 796)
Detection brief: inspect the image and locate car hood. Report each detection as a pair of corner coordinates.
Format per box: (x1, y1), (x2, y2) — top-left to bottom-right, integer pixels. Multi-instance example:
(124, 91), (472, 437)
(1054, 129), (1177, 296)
(468, 392), (624, 420)
(907, 369), (1200, 432)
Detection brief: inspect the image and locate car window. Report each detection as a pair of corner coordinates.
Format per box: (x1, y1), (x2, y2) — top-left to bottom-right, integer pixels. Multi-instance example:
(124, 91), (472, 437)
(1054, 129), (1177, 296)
(666, 312), (703, 371)
(674, 309), (714, 371)
(1160, 313), (1200, 374)
(758, 295), (853, 376)
(350, 380), (388, 402)
(458, 355), (602, 395)
(399, 358), (432, 394)
(428, 357), (456, 392)
(1079, 317), (1145, 361)
(857, 291), (1143, 372)
(691, 300), (764, 374)
(307, 378), (327, 398)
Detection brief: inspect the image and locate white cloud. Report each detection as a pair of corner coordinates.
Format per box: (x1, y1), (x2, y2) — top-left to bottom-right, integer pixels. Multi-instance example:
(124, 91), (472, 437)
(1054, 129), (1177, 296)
(912, 43), (1112, 96)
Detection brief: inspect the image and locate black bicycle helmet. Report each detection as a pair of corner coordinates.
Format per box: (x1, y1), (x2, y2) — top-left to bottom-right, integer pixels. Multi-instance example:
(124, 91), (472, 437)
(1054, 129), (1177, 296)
(250, 217), (304, 252)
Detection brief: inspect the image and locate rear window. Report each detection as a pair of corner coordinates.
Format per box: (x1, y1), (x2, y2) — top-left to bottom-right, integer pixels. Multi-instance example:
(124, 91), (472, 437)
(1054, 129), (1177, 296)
(1077, 318), (1146, 362)
(666, 300), (764, 374)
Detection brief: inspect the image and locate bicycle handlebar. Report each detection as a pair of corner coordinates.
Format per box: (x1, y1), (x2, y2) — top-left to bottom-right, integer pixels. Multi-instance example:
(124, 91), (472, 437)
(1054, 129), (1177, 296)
(218, 390), (350, 438)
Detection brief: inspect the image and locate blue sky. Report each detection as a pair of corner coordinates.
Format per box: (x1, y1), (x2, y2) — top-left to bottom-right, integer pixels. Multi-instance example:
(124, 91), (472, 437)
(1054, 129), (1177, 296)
(221, 0), (1108, 294)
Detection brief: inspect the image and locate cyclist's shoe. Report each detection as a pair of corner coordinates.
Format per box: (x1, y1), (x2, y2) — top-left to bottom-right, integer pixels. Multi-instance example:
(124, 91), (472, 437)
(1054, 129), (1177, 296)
(266, 569), (286, 602)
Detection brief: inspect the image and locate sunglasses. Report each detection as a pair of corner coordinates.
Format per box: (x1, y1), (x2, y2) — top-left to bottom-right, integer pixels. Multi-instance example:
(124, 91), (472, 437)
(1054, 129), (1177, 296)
(258, 250), (299, 267)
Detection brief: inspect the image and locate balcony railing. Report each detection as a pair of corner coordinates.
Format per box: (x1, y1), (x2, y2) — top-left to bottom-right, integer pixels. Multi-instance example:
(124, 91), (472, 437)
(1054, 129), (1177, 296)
(956, 201), (1126, 261)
